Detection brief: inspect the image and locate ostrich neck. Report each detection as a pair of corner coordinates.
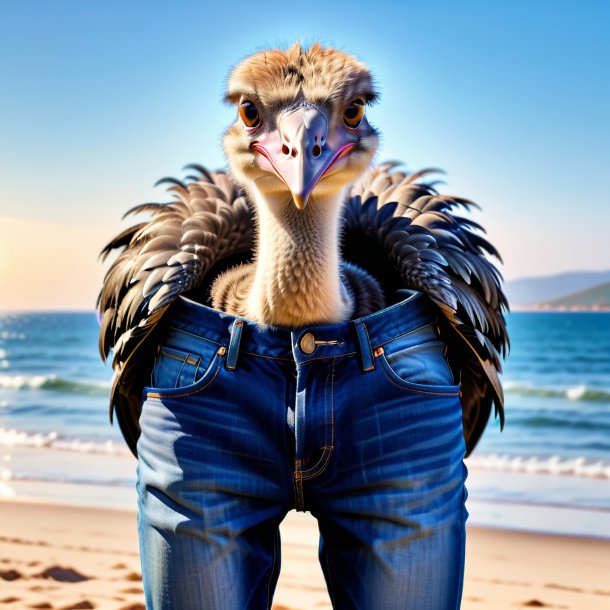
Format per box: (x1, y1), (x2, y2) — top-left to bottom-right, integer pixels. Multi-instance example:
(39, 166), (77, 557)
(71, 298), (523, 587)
(245, 188), (352, 326)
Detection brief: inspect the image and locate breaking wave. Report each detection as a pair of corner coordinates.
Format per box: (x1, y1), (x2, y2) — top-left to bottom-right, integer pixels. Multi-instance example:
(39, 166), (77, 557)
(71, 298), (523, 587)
(467, 453), (610, 479)
(0, 427), (130, 456)
(0, 374), (110, 395)
(503, 381), (610, 402)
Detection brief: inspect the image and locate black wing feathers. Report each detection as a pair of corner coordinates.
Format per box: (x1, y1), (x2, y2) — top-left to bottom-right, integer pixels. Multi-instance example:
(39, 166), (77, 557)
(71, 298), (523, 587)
(343, 163), (509, 454)
(98, 169), (254, 455)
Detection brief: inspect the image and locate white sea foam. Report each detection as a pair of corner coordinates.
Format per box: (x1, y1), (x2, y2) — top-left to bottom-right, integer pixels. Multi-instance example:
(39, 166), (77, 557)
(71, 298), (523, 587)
(566, 384), (588, 400)
(0, 466), (16, 498)
(467, 453), (610, 479)
(0, 428), (59, 448)
(0, 428), (130, 456)
(502, 380), (610, 402)
(1, 448), (18, 497)
(0, 374), (111, 393)
(0, 331), (26, 340)
(0, 481), (15, 498)
(0, 374), (54, 389)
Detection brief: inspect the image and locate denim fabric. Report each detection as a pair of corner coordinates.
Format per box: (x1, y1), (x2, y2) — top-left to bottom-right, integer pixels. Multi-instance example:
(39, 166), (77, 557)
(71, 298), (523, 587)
(136, 290), (468, 609)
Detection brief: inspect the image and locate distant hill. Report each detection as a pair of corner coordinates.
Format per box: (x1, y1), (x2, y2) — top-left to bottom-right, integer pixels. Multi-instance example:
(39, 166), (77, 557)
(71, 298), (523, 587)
(505, 269), (610, 306)
(534, 281), (610, 310)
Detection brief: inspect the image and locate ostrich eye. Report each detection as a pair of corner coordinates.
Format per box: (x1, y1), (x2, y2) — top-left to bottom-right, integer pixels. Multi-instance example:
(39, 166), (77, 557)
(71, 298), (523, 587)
(239, 100), (260, 128)
(343, 98), (365, 129)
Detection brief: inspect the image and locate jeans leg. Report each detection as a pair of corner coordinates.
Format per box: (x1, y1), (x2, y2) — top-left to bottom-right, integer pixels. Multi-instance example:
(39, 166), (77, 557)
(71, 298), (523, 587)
(314, 474), (467, 610)
(136, 355), (293, 610)
(305, 357), (468, 610)
(137, 486), (285, 609)
(136, 487), (285, 609)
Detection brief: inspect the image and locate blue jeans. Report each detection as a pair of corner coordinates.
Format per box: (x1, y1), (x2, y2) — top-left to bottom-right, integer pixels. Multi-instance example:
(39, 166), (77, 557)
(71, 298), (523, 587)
(136, 291), (468, 609)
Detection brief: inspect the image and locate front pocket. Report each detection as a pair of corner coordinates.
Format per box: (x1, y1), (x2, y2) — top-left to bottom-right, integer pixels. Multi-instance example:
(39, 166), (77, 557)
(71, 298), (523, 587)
(144, 346), (225, 399)
(376, 325), (460, 395)
(151, 345), (205, 390)
(145, 328), (224, 398)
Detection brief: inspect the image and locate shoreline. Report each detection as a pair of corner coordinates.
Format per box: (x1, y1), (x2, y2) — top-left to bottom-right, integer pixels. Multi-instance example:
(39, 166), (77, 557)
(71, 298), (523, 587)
(6, 472), (610, 541)
(4, 490), (610, 541)
(4, 451), (610, 540)
(2, 498), (610, 610)
(509, 306), (610, 312)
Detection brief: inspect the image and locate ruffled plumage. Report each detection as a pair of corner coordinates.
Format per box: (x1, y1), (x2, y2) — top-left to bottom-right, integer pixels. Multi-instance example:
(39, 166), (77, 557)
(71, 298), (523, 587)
(343, 163), (509, 453)
(98, 163), (509, 457)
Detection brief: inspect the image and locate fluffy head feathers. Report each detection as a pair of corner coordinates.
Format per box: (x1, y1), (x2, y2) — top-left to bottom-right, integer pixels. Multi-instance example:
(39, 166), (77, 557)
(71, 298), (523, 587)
(226, 42), (378, 109)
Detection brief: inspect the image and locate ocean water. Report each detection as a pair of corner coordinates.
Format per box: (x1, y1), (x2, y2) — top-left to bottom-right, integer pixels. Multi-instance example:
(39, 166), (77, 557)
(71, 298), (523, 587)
(1, 311), (609, 537)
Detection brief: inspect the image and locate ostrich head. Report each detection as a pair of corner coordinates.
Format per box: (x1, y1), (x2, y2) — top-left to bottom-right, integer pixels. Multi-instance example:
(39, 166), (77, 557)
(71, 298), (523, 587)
(223, 42), (379, 212)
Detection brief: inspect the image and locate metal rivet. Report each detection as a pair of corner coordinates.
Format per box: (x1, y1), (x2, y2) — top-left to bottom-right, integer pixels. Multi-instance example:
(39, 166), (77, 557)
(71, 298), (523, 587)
(299, 332), (316, 354)
(217, 347), (226, 356)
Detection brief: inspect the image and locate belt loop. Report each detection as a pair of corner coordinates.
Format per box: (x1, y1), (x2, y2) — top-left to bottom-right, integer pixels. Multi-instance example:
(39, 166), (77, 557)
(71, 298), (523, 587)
(226, 319), (245, 371)
(354, 320), (375, 372)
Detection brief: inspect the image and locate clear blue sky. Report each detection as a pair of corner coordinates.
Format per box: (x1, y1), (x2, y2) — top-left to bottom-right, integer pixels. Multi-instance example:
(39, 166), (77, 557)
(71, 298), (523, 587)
(0, 0), (609, 308)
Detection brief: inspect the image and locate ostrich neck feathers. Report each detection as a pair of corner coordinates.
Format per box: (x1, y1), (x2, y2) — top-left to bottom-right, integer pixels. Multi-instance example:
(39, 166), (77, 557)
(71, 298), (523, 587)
(211, 188), (357, 327)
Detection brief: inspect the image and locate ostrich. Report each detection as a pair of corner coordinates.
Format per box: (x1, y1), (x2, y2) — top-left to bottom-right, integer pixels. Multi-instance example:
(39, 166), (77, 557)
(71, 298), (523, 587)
(211, 45), (382, 327)
(99, 42), (509, 458)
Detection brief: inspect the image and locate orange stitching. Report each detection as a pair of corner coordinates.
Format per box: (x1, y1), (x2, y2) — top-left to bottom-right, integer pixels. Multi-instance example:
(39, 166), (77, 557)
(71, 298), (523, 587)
(174, 353), (189, 389)
(293, 472), (304, 510)
(300, 446), (334, 479)
(291, 473), (300, 511)
(159, 348), (199, 366)
(146, 356), (222, 399)
(375, 352), (461, 396)
(383, 372), (460, 396)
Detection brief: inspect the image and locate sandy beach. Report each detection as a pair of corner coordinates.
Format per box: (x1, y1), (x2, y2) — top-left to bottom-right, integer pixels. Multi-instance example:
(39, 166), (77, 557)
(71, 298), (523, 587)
(1, 499), (608, 610)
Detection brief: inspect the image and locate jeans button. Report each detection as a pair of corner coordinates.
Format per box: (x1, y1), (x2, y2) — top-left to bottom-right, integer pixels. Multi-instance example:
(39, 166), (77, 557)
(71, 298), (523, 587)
(299, 332), (316, 354)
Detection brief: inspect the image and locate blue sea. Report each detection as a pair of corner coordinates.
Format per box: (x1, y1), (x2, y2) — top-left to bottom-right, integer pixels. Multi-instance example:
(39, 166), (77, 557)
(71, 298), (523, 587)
(1, 311), (609, 538)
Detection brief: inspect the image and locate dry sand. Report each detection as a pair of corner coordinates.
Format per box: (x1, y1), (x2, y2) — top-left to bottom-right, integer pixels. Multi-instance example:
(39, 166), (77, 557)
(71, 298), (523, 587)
(1, 499), (609, 609)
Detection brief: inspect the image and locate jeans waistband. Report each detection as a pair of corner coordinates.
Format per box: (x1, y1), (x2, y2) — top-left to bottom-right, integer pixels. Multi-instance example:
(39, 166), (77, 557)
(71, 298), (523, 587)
(165, 291), (437, 370)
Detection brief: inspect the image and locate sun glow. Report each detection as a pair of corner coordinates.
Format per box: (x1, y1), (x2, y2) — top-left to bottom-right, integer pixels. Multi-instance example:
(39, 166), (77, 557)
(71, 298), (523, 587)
(0, 217), (121, 311)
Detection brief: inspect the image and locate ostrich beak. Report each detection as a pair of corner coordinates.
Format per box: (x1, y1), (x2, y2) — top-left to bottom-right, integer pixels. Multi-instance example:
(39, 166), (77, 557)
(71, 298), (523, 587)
(252, 107), (356, 209)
